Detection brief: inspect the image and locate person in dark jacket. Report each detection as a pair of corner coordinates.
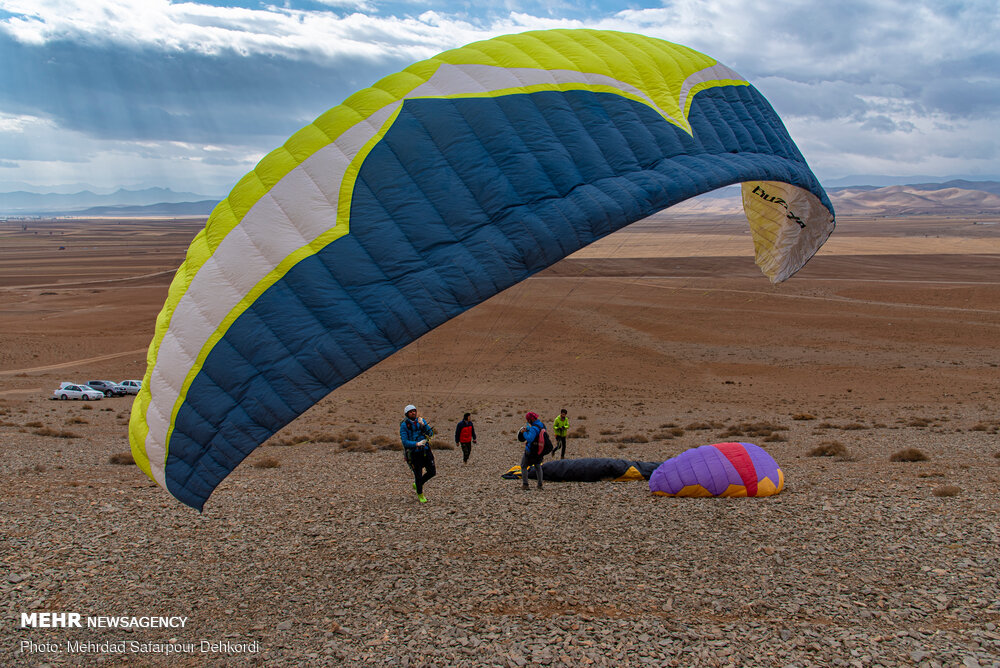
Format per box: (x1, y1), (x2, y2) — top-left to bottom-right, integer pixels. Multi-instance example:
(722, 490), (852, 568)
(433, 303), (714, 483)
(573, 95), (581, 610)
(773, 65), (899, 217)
(517, 411), (546, 490)
(400, 404), (435, 503)
(454, 413), (477, 464)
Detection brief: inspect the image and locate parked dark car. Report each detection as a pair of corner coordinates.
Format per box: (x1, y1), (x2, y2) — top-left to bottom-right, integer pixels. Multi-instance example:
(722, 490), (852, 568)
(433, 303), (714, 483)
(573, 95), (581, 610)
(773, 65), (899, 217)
(86, 380), (126, 397)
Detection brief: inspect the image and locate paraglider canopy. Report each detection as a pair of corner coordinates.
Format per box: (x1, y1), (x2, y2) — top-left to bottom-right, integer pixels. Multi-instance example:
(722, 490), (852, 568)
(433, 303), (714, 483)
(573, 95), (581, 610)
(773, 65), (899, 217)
(649, 443), (785, 497)
(129, 29), (834, 509)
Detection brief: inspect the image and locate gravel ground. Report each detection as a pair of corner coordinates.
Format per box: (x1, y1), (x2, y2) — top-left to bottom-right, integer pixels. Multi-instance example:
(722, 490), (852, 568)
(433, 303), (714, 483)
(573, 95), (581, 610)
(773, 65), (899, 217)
(2, 243), (999, 666)
(3, 395), (999, 667)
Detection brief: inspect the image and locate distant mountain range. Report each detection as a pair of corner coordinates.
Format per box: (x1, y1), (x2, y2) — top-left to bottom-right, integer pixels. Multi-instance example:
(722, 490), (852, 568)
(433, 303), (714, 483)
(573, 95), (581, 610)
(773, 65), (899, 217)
(3, 181), (1000, 218)
(0, 187), (218, 216)
(63, 201), (221, 217)
(828, 179), (1000, 197)
(828, 182), (1000, 215)
(673, 180), (1000, 216)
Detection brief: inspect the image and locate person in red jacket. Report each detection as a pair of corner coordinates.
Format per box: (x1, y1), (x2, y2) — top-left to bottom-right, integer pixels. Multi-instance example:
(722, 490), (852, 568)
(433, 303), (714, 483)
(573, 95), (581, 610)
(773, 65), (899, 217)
(454, 412), (477, 464)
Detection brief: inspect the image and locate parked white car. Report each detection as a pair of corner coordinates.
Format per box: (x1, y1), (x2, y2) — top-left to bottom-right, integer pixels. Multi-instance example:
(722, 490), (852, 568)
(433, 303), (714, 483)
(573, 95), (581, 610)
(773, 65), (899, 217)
(53, 384), (104, 401)
(118, 379), (142, 395)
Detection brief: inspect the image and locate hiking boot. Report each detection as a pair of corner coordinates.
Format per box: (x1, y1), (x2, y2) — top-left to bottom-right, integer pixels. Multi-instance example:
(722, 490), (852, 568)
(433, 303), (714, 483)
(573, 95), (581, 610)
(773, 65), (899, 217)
(417, 493), (427, 503)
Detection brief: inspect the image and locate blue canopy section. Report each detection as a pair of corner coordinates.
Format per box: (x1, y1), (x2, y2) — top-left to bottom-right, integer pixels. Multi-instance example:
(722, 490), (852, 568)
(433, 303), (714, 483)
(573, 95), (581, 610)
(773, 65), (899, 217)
(165, 85), (828, 509)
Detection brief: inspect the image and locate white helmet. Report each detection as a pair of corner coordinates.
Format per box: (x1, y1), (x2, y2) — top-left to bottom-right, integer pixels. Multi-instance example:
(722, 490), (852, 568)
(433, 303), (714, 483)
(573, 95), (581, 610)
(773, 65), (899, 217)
(404, 404), (417, 415)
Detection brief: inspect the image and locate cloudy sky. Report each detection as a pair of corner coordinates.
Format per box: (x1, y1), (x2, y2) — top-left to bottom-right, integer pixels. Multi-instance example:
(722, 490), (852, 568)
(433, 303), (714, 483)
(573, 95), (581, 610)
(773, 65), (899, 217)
(1, 0), (997, 195)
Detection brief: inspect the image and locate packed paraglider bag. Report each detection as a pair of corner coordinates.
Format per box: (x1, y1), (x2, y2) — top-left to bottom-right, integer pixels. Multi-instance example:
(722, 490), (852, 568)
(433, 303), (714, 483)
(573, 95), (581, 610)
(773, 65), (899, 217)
(537, 428), (554, 457)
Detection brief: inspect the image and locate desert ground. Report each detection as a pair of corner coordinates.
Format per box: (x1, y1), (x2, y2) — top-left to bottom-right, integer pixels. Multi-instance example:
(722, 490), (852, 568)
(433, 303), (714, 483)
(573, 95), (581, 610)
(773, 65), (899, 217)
(1, 212), (999, 667)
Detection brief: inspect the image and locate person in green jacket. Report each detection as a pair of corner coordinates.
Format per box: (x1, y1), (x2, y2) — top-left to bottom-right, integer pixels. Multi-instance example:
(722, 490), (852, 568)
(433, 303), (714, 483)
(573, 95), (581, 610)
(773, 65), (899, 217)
(552, 409), (569, 459)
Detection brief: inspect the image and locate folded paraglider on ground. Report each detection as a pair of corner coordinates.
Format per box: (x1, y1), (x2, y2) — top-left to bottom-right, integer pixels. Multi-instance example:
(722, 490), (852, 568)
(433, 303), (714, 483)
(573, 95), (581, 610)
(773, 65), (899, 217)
(503, 443), (784, 498)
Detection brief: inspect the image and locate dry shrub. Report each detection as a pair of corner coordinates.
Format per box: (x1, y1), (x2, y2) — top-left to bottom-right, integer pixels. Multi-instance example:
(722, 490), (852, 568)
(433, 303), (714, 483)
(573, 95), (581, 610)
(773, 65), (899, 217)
(932, 485), (961, 497)
(342, 440), (376, 453)
(429, 440), (454, 450)
(908, 418), (932, 428)
(617, 433), (648, 444)
(25, 421), (43, 428)
(109, 452), (134, 465)
(66, 417), (89, 425)
(792, 413), (816, 421)
(34, 427), (80, 439)
(253, 457), (281, 469)
(81, 404), (93, 410)
(371, 435), (399, 450)
(34, 464), (46, 473)
(720, 421), (788, 439)
(568, 426), (587, 438)
(273, 434), (314, 446)
(577, 415), (587, 420)
(808, 441), (848, 458)
(273, 431), (364, 446)
(599, 429), (617, 436)
(994, 451), (1000, 460)
(685, 421), (722, 431)
(838, 423), (868, 431)
(890, 447), (929, 462)
(764, 433), (787, 442)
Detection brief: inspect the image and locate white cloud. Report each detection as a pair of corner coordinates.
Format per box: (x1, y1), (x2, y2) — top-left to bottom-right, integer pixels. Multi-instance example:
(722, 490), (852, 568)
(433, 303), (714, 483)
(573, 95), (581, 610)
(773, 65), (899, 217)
(0, 112), (54, 133)
(0, 0), (489, 62)
(0, 0), (997, 188)
(0, 112), (265, 191)
(787, 111), (999, 179)
(3, 1), (995, 105)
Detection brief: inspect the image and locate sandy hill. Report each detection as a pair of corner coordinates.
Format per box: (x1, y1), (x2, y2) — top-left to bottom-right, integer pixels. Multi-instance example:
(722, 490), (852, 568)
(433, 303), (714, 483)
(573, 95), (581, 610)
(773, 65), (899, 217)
(672, 182), (1000, 216)
(832, 185), (1000, 215)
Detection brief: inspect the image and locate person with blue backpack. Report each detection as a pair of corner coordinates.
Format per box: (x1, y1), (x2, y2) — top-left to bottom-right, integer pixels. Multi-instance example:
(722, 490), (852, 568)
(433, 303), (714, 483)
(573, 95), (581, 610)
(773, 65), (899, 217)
(400, 404), (436, 503)
(517, 411), (551, 490)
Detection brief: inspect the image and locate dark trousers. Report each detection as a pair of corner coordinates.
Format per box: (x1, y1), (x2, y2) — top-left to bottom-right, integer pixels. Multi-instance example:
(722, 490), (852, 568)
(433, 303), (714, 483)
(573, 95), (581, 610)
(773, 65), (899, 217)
(406, 448), (436, 494)
(459, 442), (472, 463)
(520, 451), (543, 488)
(555, 435), (567, 459)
